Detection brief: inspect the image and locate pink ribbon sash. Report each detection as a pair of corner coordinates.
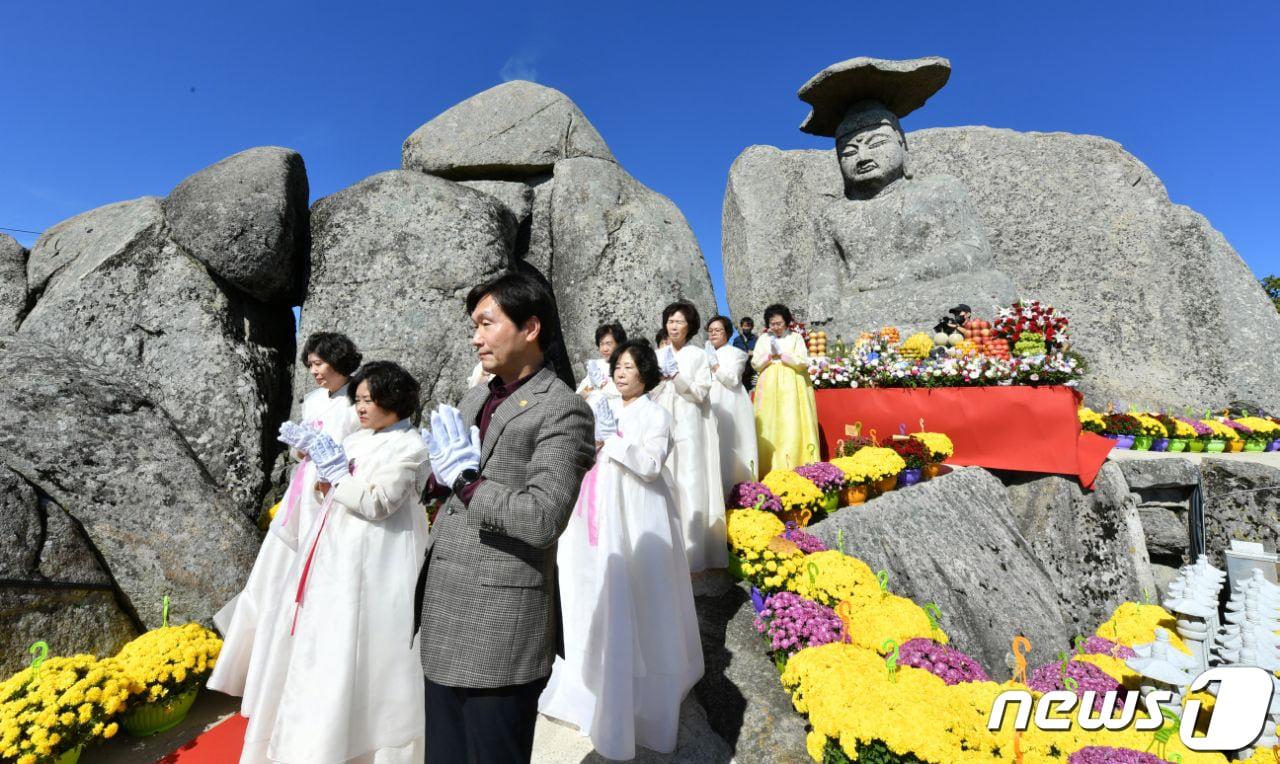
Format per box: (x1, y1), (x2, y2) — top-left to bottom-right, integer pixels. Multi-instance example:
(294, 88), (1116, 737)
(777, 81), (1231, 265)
(278, 456), (310, 529)
(577, 463), (601, 547)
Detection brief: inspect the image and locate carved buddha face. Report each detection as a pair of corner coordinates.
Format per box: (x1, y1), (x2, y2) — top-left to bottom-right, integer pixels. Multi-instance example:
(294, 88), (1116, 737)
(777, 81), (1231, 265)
(834, 101), (909, 198)
(837, 122), (906, 196)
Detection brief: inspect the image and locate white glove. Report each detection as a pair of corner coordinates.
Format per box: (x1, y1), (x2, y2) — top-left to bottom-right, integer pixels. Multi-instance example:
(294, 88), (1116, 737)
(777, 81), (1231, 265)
(277, 421), (310, 449)
(704, 343), (719, 367)
(309, 433), (350, 484)
(770, 335), (782, 357)
(594, 398), (618, 443)
(659, 345), (679, 378)
(586, 358), (609, 390)
(422, 405), (482, 488)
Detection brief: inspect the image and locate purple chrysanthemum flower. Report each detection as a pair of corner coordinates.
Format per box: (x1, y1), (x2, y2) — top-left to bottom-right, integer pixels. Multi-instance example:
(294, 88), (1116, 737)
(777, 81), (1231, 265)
(728, 481), (783, 513)
(896, 638), (990, 685)
(1174, 416), (1212, 437)
(783, 525), (828, 553)
(1029, 659), (1128, 712)
(1068, 747), (1164, 764)
(753, 591), (847, 655)
(794, 462), (846, 492)
(1081, 635), (1136, 660)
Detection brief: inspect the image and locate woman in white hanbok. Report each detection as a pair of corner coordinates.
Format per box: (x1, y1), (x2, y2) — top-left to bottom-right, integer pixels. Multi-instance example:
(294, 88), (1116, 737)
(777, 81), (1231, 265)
(575, 322), (626, 409)
(653, 301), (726, 571)
(705, 315), (758, 492)
(239, 361), (431, 764)
(540, 340), (704, 760)
(210, 333), (363, 698)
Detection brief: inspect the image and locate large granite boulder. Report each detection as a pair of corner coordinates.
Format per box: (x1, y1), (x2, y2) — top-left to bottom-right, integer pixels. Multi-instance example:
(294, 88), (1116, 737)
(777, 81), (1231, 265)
(547, 157), (717, 368)
(164, 146), (309, 304)
(0, 233), (26, 332)
(20, 196), (295, 516)
(300, 170), (514, 412)
(1000, 463), (1155, 637)
(694, 584), (809, 764)
(722, 129), (1280, 410)
(402, 81), (615, 180)
(0, 465), (139, 675)
(723, 145), (841, 321)
(0, 336), (260, 633)
(1199, 457), (1280, 568)
(806, 467), (1070, 677)
(401, 85), (717, 370)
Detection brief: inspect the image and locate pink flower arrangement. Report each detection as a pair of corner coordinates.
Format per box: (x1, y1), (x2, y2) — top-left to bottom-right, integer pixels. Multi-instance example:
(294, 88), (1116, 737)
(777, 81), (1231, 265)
(896, 638), (989, 685)
(993, 300), (1070, 347)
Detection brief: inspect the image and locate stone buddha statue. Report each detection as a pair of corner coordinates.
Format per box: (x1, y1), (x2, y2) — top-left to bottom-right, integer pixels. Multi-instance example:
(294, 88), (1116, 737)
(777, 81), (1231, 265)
(803, 57), (1014, 334)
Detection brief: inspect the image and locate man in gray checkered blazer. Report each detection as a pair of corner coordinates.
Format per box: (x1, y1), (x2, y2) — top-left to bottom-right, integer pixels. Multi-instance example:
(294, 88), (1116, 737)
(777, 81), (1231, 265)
(414, 272), (595, 763)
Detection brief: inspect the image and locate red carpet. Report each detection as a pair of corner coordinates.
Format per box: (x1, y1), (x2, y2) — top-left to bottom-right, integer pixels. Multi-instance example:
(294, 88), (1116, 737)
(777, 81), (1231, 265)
(159, 714), (245, 762)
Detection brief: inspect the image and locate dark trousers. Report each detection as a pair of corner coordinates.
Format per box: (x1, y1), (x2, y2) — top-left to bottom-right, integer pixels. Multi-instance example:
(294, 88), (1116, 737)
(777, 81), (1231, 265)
(424, 675), (549, 763)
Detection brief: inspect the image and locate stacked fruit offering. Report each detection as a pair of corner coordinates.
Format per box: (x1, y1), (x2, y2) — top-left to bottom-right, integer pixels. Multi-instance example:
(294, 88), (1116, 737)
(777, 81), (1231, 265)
(807, 330), (828, 357)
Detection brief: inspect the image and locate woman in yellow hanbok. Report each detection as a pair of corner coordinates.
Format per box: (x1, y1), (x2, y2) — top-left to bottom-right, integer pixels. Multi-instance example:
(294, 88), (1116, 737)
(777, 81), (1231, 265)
(751, 303), (819, 473)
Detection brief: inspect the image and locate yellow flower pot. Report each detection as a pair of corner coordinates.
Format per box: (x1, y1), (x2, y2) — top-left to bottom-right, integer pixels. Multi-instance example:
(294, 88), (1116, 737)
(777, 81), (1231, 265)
(1226, 439), (1244, 453)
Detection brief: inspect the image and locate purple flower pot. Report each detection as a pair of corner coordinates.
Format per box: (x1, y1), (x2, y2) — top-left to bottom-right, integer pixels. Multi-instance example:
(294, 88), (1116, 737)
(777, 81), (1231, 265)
(1107, 434), (1135, 449)
(749, 586), (766, 614)
(898, 468), (923, 487)
(1268, 438), (1280, 452)
(1150, 438), (1170, 452)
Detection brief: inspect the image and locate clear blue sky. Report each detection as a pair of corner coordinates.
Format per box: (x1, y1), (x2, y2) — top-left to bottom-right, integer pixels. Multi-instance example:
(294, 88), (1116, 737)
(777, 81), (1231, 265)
(4, 1), (1277, 313)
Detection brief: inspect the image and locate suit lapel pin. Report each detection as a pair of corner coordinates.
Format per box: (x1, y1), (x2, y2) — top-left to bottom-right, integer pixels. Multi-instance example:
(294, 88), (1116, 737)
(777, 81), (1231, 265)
(519, 399), (528, 407)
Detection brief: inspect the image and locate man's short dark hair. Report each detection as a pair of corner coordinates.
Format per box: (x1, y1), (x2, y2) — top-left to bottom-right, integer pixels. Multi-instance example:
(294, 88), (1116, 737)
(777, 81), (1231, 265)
(301, 332), (363, 376)
(706, 315), (734, 336)
(661, 301), (701, 339)
(466, 272), (561, 351)
(739, 317), (754, 326)
(763, 303), (794, 326)
(610, 340), (662, 392)
(347, 361), (421, 420)
(594, 323), (627, 347)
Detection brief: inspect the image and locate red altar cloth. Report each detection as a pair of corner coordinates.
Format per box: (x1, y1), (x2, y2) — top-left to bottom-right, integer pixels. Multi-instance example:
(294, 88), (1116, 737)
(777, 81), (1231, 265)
(814, 386), (1114, 488)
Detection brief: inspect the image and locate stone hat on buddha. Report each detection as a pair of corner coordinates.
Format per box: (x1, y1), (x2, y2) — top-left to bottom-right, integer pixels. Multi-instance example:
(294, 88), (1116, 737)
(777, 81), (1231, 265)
(797, 56), (952, 139)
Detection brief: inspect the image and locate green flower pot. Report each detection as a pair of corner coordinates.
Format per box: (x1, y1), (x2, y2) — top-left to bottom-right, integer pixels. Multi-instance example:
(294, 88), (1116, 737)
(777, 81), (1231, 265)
(1189, 440), (1206, 453)
(1167, 438), (1188, 453)
(727, 547), (747, 578)
(123, 686), (199, 737)
(1132, 435), (1153, 451)
(1206, 439), (1226, 453)
(820, 492), (839, 515)
(1244, 439), (1267, 452)
(54, 745), (84, 764)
